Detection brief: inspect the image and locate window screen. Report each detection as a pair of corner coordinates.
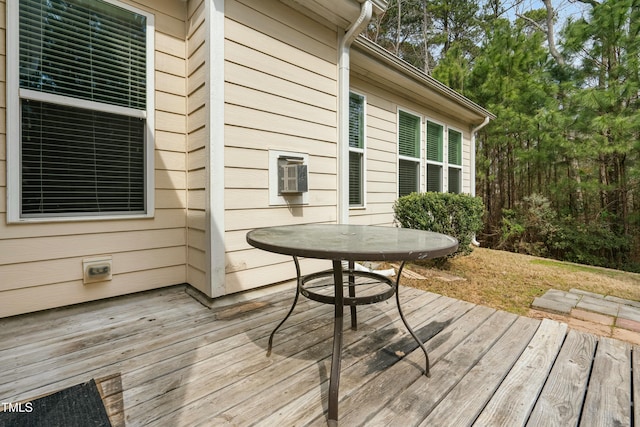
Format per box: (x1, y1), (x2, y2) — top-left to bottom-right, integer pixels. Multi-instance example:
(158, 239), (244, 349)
(349, 93), (365, 206)
(399, 111), (420, 158)
(398, 111), (420, 196)
(448, 129), (462, 166)
(21, 100), (145, 214)
(448, 167), (462, 193)
(426, 121), (443, 162)
(399, 159), (419, 197)
(18, 0), (148, 217)
(20, 0), (146, 109)
(427, 163), (442, 192)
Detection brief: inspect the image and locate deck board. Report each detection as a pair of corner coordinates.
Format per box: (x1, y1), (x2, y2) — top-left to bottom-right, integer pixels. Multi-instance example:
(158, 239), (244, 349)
(1, 285), (638, 426)
(527, 329), (597, 426)
(371, 310), (520, 426)
(218, 290), (443, 427)
(474, 319), (568, 426)
(579, 337), (632, 427)
(420, 315), (539, 427)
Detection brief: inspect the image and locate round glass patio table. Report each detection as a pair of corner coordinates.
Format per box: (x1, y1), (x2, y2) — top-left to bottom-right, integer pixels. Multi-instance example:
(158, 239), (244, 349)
(246, 224), (458, 426)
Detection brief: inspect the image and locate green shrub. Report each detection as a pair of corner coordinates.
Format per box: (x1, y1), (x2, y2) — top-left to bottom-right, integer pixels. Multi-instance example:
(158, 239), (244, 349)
(393, 192), (485, 257)
(498, 194), (558, 256)
(549, 217), (631, 270)
(497, 193), (634, 271)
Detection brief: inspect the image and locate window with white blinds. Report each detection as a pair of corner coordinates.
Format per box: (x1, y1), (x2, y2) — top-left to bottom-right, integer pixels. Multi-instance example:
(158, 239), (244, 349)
(398, 110), (420, 197)
(448, 129), (462, 193)
(14, 0), (153, 218)
(349, 93), (365, 207)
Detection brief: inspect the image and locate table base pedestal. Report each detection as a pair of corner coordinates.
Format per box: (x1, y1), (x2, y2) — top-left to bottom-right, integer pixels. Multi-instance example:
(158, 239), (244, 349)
(266, 257), (430, 426)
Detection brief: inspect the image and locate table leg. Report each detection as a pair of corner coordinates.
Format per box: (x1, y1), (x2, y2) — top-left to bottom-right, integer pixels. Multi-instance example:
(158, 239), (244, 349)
(266, 256), (302, 357)
(328, 260), (344, 426)
(395, 261), (431, 377)
(348, 260), (357, 330)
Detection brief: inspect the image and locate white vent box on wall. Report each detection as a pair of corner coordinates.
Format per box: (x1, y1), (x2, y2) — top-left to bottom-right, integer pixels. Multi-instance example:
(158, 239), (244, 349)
(278, 159), (308, 194)
(83, 256), (113, 284)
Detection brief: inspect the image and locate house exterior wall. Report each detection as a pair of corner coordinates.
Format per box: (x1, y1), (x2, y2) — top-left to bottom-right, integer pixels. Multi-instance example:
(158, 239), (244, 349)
(0, 0), (489, 318)
(349, 75), (475, 227)
(0, 0), (188, 318)
(221, 0), (339, 294)
(186, 0), (209, 294)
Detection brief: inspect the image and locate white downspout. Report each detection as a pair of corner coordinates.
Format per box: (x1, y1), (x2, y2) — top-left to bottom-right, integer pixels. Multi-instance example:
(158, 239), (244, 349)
(337, 1), (373, 224)
(471, 116), (490, 246)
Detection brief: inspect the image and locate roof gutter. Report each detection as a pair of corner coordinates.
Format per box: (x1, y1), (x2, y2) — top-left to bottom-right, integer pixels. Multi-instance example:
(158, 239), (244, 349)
(352, 37), (495, 121)
(338, 1), (373, 224)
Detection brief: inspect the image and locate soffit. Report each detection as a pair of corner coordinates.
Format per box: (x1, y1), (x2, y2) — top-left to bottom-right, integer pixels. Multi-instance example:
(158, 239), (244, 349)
(351, 37), (495, 126)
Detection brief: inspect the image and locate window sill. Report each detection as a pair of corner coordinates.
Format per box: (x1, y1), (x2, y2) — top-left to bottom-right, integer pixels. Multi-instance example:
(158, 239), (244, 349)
(8, 212), (154, 224)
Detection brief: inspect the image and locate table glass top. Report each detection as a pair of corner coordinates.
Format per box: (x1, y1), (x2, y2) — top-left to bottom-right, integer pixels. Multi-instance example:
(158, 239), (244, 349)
(246, 224), (458, 261)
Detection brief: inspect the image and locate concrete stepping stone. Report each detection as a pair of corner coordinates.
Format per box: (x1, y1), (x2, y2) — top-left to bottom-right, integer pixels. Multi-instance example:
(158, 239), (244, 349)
(532, 290), (579, 315)
(576, 296), (620, 317)
(533, 288), (640, 335)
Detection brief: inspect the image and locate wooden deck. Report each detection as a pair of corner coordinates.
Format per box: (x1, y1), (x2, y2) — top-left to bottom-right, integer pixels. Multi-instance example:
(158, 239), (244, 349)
(1, 284), (638, 426)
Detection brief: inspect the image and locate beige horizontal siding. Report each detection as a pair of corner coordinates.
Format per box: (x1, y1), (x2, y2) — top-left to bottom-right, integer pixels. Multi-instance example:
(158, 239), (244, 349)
(224, 230), (254, 253)
(0, 246), (185, 292)
(0, 0), (189, 316)
(187, 210), (206, 232)
(156, 130), (186, 153)
(224, 189), (336, 210)
(0, 266), (185, 318)
(157, 170), (187, 191)
(230, 0), (336, 62)
(220, 0), (341, 296)
(349, 84), (400, 226)
(350, 75), (476, 226)
(226, 83), (335, 128)
(225, 257), (329, 294)
(186, 0), (207, 295)
(225, 126), (337, 155)
(225, 104), (336, 142)
(226, 61), (336, 112)
(1, 228), (185, 266)
(348, 212), (396, 226)
(225, 206), (338, 232)
(227, 2), (336, 78)
(187, 265), (206, 293)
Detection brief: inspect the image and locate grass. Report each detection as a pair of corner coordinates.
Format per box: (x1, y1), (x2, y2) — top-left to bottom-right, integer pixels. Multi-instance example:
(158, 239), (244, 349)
(400, 247), (640, 316)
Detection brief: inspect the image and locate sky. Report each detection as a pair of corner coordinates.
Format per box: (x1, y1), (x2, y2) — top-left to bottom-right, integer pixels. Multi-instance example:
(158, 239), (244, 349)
(505, 0), (591, 28)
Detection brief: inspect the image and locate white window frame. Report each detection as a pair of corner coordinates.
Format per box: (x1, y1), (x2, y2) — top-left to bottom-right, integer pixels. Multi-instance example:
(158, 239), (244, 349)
(349, 91), (367, 208)
(446, 126), (464, 194)
(6, 0), (155, 223)
(425, 118), (445, 193)
(397, 108), (423, 197)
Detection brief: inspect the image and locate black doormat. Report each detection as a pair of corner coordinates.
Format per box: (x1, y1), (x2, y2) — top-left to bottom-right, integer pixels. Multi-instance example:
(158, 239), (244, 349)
(0, 379), (111, 427)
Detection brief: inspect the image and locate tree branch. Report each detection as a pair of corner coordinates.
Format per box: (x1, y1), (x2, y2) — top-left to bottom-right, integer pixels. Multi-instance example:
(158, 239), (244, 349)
(571, 0), (600, 7)
(543, 0), (565, 66)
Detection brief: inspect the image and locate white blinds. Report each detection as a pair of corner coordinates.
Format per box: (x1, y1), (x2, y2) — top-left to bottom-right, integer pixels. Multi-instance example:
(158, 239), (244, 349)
(21, 101), (145, 215)
(427, 163), (442, 192)
(18, 0), (148, 217)
(349, 151), (363, 205)
(349, 93), (364, 149)
(399, 159), (419, 197)
(19, 0), (146, 109)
